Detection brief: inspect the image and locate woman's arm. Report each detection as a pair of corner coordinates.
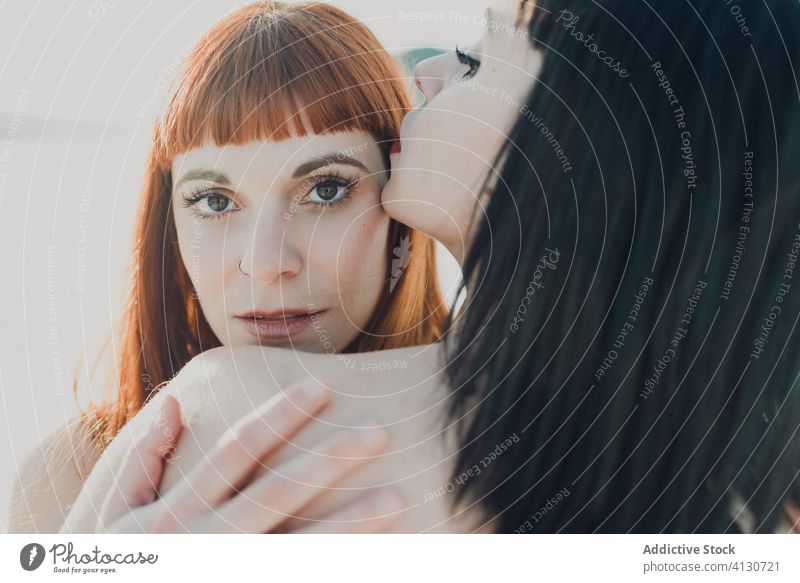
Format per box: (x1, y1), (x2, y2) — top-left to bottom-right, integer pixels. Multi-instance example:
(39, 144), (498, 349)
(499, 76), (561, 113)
(62, 343), (476, 533)
(158, 344), (473, 532)
(79, 383), (404, 533)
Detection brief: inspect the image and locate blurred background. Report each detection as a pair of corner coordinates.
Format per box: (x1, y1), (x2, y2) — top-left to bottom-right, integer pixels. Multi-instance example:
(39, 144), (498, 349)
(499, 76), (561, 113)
(0, 0), (488, 530)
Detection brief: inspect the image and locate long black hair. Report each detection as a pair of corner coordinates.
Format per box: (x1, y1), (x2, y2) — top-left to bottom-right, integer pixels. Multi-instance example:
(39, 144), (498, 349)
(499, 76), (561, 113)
(445, 0), (800, 532)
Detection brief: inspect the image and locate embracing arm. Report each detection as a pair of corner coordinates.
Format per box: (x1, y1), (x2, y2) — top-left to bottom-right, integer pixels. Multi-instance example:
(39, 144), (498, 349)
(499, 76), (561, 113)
(159, 344), (474, 532)
(60, 343), (473, 533)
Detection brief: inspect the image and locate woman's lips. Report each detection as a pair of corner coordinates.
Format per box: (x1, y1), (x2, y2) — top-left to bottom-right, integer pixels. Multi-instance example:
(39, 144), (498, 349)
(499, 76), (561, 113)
(235, 311), (324, 340)
(390, 140), (401, 155)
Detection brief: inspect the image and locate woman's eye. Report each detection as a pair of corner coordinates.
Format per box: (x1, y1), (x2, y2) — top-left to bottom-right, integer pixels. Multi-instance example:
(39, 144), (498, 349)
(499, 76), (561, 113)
(181, 190), (237, 219)
(307, 178), (353, 206)
(204, 193), (231, 212)
(456, 47), (481, 79)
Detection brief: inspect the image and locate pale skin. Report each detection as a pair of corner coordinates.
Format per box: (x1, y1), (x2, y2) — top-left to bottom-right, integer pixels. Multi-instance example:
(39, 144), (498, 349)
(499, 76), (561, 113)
(60, 344), (481, 533)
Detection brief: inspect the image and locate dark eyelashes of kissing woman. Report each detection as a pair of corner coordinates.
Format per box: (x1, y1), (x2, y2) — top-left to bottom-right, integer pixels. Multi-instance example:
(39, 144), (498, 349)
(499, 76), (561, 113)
(179, 169), (362, 222)
(455, 46), (481, 79)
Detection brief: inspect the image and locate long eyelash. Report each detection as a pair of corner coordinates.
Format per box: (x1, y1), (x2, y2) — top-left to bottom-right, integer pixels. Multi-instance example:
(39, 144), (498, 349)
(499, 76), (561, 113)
(179, 187), (235, 221)
(179, 187), (210, 207)
(306, 171), (360, 210)
(455, 46), (481, 78)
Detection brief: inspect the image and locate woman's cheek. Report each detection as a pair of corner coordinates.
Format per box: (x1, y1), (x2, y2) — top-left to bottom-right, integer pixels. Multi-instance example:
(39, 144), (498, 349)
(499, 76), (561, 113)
(337, 208), (390, 289)
(174, 218), (229, 338)
(341, 215), (390, 336)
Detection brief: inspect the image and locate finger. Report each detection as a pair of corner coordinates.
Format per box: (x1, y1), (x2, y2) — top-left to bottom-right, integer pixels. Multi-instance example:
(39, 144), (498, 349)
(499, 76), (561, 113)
(162, 377), (330, 517)
(209, 422), (389, 533)
(98, 395), (182, 528)
(292, 488), (405, 533)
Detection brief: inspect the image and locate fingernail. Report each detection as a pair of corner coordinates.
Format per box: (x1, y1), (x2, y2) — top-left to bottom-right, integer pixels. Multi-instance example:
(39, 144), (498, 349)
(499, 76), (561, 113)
(293, 377), (328, 403)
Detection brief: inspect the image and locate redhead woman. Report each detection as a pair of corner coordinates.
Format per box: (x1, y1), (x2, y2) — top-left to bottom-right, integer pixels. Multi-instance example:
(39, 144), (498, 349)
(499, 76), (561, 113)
(13, 0), (800, 533)
(9, 1), (447, 534)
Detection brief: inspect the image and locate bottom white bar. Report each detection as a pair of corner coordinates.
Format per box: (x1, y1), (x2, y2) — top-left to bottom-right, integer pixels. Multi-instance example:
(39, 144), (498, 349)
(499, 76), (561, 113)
(1, 534), (798, 582)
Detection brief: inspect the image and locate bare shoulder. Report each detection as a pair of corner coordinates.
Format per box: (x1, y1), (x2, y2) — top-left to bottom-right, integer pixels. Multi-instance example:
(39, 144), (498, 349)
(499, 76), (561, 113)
(161, 343), (449, 429)
(7, 417), (101, 533)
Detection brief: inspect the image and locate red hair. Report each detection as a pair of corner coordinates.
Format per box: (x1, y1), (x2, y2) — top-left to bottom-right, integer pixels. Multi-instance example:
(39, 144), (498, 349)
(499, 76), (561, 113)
(77, 2), (447, 450)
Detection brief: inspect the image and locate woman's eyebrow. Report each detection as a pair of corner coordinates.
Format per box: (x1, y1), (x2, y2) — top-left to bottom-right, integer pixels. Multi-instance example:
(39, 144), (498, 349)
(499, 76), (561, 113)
(174, 170), (231, 190)
(291, 154), (369, 178)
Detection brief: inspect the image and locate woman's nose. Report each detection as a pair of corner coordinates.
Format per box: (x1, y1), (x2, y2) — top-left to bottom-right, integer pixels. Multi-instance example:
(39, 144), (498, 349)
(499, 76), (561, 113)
(238, 215), (302, 282)
(413, 53), (448, 103)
